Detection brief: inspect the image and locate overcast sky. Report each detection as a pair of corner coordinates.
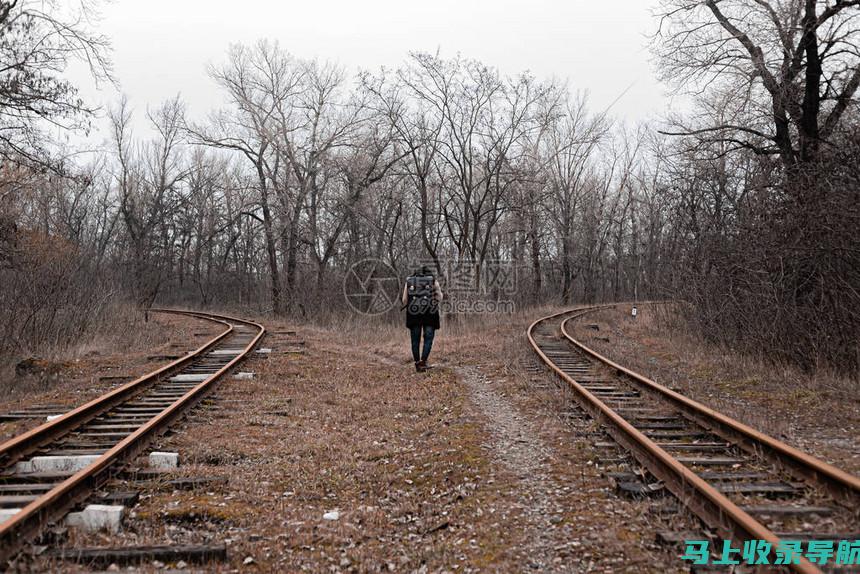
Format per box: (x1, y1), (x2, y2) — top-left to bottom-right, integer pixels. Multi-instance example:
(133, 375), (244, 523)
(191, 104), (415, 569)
(71, 0), (671, 144)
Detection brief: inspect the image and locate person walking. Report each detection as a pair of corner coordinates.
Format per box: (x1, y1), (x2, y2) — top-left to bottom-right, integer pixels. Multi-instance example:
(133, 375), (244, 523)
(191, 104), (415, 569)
(403, 265), (443, 372)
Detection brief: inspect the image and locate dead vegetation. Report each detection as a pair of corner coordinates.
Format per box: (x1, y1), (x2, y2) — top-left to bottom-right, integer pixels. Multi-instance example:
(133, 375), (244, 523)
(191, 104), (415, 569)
(34, 311), (691, 573)
(14, 304), (860, 571)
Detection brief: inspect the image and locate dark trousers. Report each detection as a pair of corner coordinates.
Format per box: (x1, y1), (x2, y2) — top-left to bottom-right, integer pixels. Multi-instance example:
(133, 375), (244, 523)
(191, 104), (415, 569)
(410, 325), (436, 363)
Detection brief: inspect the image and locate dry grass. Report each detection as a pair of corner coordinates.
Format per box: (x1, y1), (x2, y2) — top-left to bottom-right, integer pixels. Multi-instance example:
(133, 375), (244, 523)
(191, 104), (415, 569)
(321, 305), (571, 369)
(17, 303), (857, 571)
(0, 306), (192, 395)
(38, 308), (689, 573)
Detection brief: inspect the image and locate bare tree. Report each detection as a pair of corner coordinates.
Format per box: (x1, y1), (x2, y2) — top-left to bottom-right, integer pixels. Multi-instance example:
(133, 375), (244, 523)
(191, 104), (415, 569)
(656, 0), (860, 166)
(393, 53), (551, 290)
(189, 41), (304, 314)
(112, 96), (188, 312)
(273, 59), (365, 297)
(540, 92), (610, 302)
(0, 0), (112, 170)
(363, 66), (446, 274)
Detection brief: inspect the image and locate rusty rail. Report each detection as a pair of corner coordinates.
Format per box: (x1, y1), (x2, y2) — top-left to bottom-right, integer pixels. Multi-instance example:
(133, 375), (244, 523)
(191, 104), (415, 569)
(527, 305), (860, 574)
(558, 311), (860, 506)
(0, 316), (233, 469)
(0, 309), (265, 564)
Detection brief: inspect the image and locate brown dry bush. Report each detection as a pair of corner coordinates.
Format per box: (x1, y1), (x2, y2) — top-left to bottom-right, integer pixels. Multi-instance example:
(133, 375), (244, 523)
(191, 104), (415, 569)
(0, 227), (145, 364)
(674, 129), (860, 377)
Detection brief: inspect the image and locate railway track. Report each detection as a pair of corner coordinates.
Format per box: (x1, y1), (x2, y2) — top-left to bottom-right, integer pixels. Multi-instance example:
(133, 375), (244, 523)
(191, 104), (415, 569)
(529, 305), (860, 574)
(0, 309), (265, 565)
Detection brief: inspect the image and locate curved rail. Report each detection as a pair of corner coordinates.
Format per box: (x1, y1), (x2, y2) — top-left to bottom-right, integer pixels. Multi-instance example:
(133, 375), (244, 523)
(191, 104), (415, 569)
(558, 313), (860, 504)
(528, 305), (860, 574)
(0, 309), (265, 564)
(0, 316), (233, 468)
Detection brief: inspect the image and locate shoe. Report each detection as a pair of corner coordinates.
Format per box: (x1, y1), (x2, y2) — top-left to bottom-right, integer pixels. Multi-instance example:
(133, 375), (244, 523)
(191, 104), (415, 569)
(417, 360), (427, 372)
(414, 361), (422, 372)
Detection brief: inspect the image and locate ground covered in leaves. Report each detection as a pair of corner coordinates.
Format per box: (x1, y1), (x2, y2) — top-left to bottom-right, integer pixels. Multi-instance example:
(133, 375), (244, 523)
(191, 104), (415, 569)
(32, 308), (689, 573)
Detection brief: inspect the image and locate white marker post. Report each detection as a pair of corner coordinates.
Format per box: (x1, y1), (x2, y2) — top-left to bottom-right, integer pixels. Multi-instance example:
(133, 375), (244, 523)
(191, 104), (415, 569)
(631, 306), (638, 319)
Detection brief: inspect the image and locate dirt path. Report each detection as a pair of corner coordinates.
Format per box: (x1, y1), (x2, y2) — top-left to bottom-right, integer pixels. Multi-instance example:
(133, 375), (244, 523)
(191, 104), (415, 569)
(458, 365), (566, 571)
(446, 321), (689, 573)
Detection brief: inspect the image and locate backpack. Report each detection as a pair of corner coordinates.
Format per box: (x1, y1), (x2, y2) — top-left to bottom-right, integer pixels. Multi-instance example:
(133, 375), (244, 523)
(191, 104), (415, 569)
(406, 274), (435, 313)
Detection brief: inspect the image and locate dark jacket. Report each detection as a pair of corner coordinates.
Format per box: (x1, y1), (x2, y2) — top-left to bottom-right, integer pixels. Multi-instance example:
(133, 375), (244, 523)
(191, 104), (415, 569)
(403, 274), (443, 329)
